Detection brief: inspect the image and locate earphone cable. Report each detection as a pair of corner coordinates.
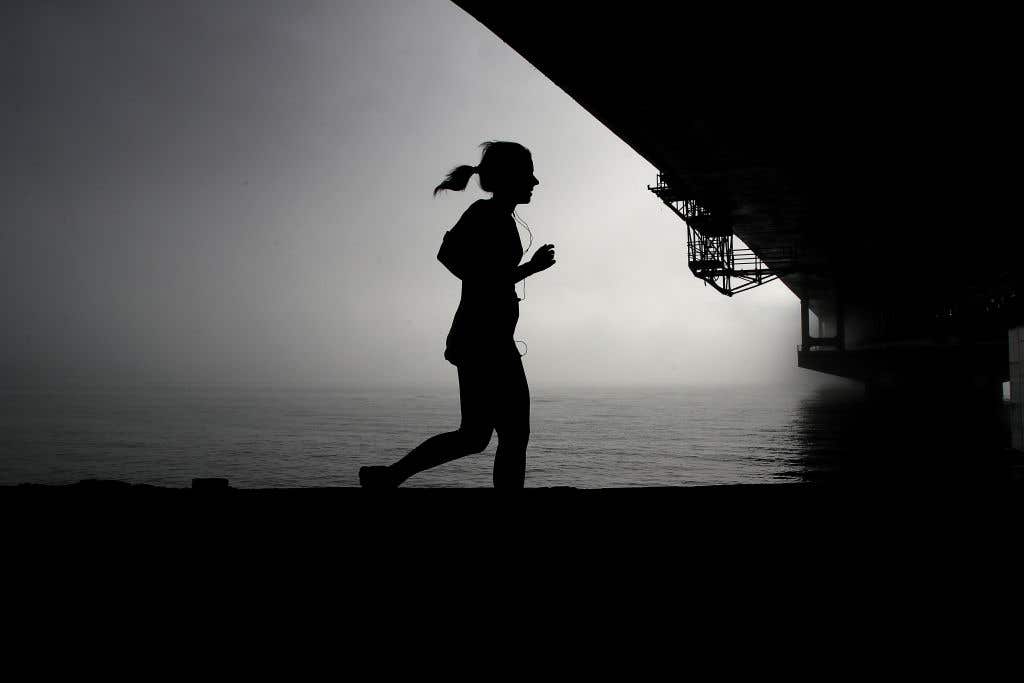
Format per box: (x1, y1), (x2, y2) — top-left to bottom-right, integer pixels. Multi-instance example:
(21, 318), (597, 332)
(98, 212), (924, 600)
(513, 209), (533, 303)
(512, 209), (533, 357)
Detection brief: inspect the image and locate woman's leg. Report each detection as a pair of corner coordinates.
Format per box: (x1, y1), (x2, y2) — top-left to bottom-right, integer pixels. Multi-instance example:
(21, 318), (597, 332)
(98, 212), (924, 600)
(492, 348), (530, 489)
(364, 362), (494, 487)
(387, 428), (491, 486)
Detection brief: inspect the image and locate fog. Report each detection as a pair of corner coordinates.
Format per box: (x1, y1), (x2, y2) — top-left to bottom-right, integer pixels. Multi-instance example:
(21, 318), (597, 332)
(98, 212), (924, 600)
(3, 0), (822, 389)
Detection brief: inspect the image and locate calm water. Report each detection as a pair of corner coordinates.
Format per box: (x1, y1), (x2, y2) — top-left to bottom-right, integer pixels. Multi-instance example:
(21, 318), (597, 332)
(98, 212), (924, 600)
(0, 383), (861, 488)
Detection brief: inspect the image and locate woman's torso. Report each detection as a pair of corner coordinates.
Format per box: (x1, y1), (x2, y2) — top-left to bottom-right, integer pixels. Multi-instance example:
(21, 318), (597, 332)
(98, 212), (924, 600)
(445, 199), (524, 363)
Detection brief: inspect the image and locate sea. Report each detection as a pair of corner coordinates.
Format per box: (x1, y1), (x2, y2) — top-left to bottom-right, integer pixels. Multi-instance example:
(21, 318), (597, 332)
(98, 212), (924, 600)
(0, 381), (867, 488)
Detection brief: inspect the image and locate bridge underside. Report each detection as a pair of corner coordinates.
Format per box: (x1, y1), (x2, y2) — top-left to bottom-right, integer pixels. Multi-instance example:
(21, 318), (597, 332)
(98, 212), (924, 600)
(454, 2), (1020, 387)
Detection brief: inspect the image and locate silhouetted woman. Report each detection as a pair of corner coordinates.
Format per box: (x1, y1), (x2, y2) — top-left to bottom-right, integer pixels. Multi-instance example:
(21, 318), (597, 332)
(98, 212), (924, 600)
(359, 141), (555, 488)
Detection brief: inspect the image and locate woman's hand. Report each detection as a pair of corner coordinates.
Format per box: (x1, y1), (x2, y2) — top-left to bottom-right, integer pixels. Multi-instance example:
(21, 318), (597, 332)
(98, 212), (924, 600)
(528, 243), (556, 274)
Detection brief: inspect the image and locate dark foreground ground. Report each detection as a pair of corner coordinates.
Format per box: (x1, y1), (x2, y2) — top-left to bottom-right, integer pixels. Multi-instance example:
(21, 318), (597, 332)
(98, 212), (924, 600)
(6, 476), (1023, 641)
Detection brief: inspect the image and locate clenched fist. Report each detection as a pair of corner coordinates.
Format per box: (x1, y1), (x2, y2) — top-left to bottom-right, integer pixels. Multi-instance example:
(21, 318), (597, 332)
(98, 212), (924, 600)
(528, 243), (556, 273)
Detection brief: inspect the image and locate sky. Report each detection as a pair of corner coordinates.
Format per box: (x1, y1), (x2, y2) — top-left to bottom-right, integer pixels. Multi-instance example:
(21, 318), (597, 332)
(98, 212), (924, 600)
(2, 0), (821, 389)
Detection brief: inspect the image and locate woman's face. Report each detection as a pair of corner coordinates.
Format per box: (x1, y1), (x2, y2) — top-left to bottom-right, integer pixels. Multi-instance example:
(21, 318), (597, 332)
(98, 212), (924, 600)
(497, 156), (540, 205)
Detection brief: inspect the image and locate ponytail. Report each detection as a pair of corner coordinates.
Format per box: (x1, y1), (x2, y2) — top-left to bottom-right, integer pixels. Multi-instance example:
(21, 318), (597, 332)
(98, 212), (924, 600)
(433, 164), (477, 197)
(433, 141), (531, 197)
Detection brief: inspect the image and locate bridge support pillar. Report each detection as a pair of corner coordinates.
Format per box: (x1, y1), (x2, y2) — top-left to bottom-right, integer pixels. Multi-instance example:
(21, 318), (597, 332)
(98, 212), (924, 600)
(1011, 326), (1024, 452)
(801, 299), (810, 350)
(800, 298), (842, 351)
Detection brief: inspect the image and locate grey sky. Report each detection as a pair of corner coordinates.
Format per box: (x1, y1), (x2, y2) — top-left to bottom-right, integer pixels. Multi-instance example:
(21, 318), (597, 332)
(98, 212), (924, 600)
(3, 0), (812, 388)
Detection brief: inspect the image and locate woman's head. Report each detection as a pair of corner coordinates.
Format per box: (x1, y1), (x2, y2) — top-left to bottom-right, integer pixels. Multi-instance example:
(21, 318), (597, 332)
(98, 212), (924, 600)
(433, 141), (539, 205)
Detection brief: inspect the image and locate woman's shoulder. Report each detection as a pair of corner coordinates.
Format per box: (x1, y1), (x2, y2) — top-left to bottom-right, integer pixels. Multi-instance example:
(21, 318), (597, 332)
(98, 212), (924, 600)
(452, 198), (495, 231)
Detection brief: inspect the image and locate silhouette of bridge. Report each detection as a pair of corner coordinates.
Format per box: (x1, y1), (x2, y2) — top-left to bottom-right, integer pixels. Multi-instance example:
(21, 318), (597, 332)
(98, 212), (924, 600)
(454, 2), (1020, 410)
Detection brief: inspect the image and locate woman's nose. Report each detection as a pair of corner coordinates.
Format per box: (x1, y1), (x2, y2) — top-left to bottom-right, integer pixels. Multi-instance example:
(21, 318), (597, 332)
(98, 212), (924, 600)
(531, 176), (539, 186)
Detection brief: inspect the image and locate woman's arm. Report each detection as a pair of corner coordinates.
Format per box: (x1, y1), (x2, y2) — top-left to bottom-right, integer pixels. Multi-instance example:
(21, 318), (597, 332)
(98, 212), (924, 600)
(437, 230), (466, 279)
(438, 203), (555, 284)
(436, 202), (489, 281)
(513, 262), (536, 284)
(443, 241), (554, 283)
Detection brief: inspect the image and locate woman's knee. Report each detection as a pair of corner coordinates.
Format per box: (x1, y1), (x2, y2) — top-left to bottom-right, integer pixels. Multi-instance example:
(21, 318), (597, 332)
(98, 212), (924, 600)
(458, 426), (493, 453)
(497, 426), (529, 450)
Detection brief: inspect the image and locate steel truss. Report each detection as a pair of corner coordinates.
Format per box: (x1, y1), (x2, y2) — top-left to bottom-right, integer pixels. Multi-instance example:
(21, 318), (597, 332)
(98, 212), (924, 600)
(648, 174), (780, 297)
